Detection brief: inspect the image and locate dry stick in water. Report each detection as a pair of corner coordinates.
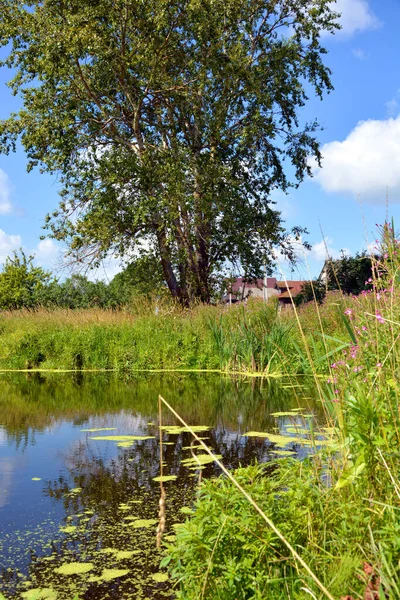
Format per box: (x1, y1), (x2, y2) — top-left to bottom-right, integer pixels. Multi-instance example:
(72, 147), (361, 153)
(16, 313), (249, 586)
(159, 395), (335, 600)
(156, 395), (166, 548)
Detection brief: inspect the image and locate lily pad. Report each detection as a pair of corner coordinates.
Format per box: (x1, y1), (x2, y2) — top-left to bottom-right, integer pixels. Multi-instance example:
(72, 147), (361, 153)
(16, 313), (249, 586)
(54, 562), (94, 575)
(285, 427), (309, 434)
(243, 432), (304, 446)
(181, 454), (222, 467)
(99, 568), (130, 581)
(114, 550), (137, 560)
(129, 518), (158, 528)
(22, 589), (57, 600)
(151, 572), (169, 583)
(80, 427), (117, 432)
(152, 475), (177, 482)
(90, 435), (155, 441)
(159, 425), (210, 435)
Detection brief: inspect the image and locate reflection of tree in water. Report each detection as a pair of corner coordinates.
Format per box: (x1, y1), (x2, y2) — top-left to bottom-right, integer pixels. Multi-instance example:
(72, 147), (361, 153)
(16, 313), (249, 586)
(0, 372), (321, 447)
(1, 373), (322, 598)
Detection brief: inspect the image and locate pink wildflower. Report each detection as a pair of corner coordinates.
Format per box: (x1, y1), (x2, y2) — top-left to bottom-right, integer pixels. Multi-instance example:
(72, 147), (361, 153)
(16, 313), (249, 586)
(375, 311), (385, 324)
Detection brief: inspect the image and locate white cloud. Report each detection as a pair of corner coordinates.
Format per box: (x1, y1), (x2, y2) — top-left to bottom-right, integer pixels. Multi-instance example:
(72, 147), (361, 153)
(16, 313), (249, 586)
(0, 229), (22, 264)
(329, 0), (381, 37)
(88, 258), (124, 282)
(35, 239), (59, 263)
(352, 48), (368, 60)
(385, 90), (400, 117)
(312, 115), (400, 201)
(310, 238), (349, 261)
(0, 169), (13, 215)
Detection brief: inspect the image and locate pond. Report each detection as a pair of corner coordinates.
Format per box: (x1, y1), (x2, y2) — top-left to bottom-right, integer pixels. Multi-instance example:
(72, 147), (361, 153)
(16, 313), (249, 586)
(0, 372), (324, 599)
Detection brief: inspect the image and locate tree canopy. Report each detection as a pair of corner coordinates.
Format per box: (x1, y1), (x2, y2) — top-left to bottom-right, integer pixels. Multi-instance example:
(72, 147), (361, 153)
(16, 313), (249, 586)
(0, 0), (338, 303)
(0, 250), (51, 309)
(325, 252), (376, 296)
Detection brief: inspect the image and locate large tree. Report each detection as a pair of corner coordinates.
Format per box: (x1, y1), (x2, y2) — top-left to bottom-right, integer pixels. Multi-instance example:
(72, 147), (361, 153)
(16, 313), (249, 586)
(0, 0), (338, 303)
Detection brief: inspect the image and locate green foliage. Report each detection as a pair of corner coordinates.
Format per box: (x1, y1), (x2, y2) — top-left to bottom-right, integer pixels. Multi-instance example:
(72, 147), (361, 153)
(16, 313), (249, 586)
(325, 251), (376, 295)
(108, 255), (166, 301)
(294, 279), (326, 306)
(163, 461), (387, 599)
(38, 274), (113, 309)
(0, 250), (51, 310)
(0, 0), (338, 303)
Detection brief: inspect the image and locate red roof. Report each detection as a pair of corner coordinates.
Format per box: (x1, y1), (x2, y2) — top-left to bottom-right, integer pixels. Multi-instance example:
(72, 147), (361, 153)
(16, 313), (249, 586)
(277, 281), (304, 298)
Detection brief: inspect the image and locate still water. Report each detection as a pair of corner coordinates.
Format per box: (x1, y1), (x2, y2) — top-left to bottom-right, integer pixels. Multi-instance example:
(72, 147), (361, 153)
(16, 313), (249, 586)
(0, 373), (321, 599)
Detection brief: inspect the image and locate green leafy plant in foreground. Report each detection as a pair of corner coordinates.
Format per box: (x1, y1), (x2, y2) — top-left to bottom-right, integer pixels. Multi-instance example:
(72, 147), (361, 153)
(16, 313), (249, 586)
(164, 460), (399, 599)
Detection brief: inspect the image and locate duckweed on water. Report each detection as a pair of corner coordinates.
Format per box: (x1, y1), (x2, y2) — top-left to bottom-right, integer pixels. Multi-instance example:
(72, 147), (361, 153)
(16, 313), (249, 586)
(150, 573), (169, 583)
(54, 562), (94, 575)
(88, 568), (130, 583)
(59, 526), (77, 534)
(21, 588), (57, 599)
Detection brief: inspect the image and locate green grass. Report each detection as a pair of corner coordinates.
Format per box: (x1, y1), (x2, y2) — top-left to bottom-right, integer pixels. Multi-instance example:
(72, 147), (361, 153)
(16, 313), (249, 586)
(163, 224), (400, 599)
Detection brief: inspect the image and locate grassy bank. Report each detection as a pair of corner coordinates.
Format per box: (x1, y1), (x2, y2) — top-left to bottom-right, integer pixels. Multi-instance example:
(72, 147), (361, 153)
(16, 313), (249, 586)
(162, 228), (400, 598)
(0, 286), (376, 376)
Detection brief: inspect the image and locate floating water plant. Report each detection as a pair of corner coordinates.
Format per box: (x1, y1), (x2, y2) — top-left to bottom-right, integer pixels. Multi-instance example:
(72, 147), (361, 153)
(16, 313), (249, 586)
(54, 562), (93, 575)
(59, 525), (77, 534)
(150, 572), (169, 583)
(128, 519), (158, 528)
(90, 435), (155, 441)
(88, 568), (129, 582)
(21, 589), (57, 600)
(159, 425), (210, 435)
(180, 454), (222, 468)
(80, 427), (117, 432)
(243, 432), (304, 446)
(152, 475), (177, 482)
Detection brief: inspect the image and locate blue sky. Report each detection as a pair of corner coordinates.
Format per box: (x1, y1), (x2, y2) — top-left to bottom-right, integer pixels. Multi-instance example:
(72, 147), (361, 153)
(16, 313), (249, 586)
(0, 0), (399, 281)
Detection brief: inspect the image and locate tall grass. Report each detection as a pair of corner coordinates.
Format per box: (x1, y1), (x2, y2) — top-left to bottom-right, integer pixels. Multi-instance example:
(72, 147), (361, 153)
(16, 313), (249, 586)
(0, 293), (354, 375)
(163, 222), (400, 599)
